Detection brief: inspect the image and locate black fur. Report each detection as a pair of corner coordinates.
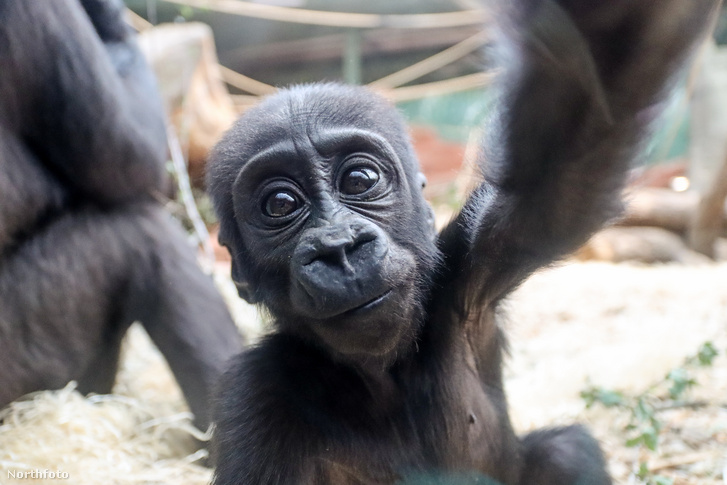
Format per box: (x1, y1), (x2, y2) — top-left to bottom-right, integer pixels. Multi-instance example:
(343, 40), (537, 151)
(208, 0), (716, 482)
(0, 0), (242, 429)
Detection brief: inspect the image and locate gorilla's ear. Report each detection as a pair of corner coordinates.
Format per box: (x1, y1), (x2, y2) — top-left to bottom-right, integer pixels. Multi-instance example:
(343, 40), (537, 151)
(218, 224), (259, 304)
(417, 172), (437, 239)
(417, 172), (427, 189)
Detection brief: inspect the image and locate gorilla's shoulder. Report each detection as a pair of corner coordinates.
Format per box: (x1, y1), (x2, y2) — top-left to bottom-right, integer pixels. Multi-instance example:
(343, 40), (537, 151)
(219, 333), (333, 398)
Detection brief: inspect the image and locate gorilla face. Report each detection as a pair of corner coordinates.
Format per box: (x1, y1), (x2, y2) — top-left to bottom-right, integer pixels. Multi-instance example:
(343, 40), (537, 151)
(209, 84), (439, 358)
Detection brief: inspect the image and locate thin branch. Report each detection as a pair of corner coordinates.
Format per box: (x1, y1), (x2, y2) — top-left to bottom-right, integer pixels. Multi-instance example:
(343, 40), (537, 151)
(159, 0), (488, 29)
(369, 32), (489, 89)
(381, 71), (499, 102)
(219, 65), (277, 96)
(167, 125), (215, 273)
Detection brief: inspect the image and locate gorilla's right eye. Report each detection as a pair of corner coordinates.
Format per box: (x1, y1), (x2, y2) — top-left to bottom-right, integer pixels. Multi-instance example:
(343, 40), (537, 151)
(340, 167), (380, 196)
(263, 191), (299, 217)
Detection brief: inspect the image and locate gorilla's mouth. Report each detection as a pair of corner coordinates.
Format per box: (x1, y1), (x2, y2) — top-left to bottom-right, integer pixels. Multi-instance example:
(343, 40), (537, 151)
(344, 289), (392, 316)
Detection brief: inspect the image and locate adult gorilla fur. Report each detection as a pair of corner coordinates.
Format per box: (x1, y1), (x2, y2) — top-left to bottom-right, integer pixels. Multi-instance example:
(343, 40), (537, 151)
(0, 0), (241, 429)
(208, 0), (718, 483)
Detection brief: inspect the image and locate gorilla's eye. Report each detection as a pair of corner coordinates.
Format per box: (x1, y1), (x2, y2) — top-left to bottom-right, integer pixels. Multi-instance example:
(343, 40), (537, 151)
(341, 167), (379, 195)
(263, 191), (299, 217)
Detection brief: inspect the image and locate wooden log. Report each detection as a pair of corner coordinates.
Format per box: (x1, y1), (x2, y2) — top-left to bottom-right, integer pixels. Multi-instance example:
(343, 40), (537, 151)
(620, 188), (701, 233)
(688, 42), (727, 258)
(689, 150), (727, 258)
(576, 226), (710, 264)
(619, 188), (727, 236)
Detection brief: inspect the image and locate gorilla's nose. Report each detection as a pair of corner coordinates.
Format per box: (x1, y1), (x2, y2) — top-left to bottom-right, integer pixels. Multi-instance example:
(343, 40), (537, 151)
(291, 220), (391, 315)
(297, 223), (378, 273)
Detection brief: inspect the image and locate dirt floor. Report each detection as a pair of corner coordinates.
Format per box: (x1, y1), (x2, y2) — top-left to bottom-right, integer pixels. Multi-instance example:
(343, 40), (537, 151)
(506, 261), (727, 485)
(0, 260), (725, 484)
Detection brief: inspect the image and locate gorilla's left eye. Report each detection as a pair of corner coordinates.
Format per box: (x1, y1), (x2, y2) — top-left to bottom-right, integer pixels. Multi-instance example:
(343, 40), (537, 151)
(263, 190), (299, 217)
(340, 167), (379, 195)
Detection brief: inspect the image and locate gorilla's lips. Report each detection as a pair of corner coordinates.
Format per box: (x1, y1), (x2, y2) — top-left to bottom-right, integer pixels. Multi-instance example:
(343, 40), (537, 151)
(294, 277), (393, 319)
(311, 284), (408, 357)
(343, 289), (392, 316)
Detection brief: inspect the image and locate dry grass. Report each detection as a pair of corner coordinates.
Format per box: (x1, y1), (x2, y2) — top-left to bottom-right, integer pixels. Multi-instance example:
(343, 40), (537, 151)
(0, 382), (211, 484)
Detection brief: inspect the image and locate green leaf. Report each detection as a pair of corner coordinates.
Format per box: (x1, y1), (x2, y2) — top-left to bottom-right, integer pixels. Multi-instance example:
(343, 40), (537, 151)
(634, 398), (653, 422)
(636, 462), (650, 479)
(179, 6), (195, 19)
(652, 476), (674, 485)
(667, 368), (695, 399)
(626, 436), (644, 448)
(581, 387), (626, 408)
(642, 427), (659, 451)
(649, 415), (662, 431)
(667, 367), (688, 384)
(697, 342), (719, 366)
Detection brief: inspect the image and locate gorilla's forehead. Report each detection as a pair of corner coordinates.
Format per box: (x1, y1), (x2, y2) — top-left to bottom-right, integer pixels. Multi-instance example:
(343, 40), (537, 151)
(240, 83), (410, 156)
(239, 125), (403, 179)
(271, 83), (393, 123)
(210, 82), (422, 196)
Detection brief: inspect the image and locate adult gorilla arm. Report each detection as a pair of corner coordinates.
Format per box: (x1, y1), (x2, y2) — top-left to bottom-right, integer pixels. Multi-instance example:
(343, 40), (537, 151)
(0, 0), (167, 205)
(438, 0), (718, 306)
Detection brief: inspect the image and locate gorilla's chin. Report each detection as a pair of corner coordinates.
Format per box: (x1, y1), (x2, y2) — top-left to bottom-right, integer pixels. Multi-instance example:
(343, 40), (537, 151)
(309, 285), (418, 358)
(290, 279), (393, 320)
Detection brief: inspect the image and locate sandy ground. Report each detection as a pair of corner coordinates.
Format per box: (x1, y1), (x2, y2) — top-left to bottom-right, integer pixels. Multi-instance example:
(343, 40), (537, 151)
(505, 261), (727, 484)
(0, 260), (725, 484)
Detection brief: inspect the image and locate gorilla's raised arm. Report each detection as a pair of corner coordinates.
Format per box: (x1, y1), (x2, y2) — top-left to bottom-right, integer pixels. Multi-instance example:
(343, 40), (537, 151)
(0, 0), (167, 205)
(439, 0), (717, 306)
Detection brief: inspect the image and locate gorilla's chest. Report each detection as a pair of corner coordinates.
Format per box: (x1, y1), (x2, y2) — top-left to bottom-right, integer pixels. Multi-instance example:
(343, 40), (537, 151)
(311, 356), (516, 484)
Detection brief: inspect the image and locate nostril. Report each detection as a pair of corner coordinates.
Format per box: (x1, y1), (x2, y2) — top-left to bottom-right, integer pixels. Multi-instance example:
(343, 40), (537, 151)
(298, 227), (378, 268)
(348, 233), (376, 254)
(308, 251), (344, 268)
(301, 239), (349, 267)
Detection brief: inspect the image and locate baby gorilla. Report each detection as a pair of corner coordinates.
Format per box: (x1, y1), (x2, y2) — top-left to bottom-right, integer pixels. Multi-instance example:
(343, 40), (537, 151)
(208, 0), (716, 483)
